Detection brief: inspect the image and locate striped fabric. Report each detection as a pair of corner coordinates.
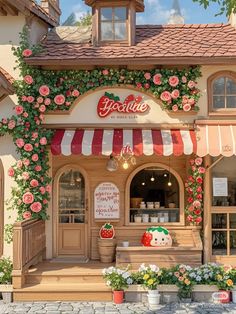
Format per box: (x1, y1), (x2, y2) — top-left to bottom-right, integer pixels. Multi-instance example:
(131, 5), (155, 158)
(51, 129), (197, 156)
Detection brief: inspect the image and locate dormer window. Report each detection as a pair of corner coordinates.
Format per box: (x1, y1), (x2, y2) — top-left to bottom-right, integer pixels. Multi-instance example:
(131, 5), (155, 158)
(100, 7), (128, 42)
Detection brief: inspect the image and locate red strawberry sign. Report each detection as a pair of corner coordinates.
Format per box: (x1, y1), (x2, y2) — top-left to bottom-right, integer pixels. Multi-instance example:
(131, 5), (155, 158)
(97, 92), (150, 118)
(99, 223), (115, 239)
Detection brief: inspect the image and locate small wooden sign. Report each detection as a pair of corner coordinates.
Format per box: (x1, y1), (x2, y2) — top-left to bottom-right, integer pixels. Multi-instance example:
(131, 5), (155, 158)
(94, 182), (120, 219)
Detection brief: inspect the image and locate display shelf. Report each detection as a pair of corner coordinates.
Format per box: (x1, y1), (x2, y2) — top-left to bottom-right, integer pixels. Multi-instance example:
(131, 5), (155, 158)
(130, 207), (180, 211)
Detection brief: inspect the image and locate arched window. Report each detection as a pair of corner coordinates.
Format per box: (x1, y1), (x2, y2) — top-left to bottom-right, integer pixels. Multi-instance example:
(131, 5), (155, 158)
(208, 71), (236, 112)
(126, 163), (184, 225)
(0, 160), (4, 256)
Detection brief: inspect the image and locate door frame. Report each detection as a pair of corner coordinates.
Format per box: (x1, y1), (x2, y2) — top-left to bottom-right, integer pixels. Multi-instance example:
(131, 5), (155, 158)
(52, 163), (90, 258)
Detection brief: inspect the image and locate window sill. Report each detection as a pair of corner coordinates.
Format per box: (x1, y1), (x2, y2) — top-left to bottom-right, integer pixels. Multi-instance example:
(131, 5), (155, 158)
(208, 111), (236, 116)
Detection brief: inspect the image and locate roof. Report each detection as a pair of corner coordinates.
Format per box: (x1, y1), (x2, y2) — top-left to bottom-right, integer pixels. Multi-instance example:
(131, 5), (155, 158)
(0, 67), (15, 100)
(26, 23), (236, 66)
(28, 0), (58, 26)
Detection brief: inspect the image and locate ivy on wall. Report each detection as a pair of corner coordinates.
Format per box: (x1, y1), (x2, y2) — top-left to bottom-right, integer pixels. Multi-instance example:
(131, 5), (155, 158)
(0, 28), (202, 222)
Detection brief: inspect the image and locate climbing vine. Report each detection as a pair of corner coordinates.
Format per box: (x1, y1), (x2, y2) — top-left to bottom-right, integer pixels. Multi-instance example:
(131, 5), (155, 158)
(0, 27), (202, 221)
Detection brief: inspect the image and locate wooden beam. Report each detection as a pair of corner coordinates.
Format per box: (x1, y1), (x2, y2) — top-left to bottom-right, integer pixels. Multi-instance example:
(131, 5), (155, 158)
(0, 5), (7, 15)
(4, 3), (19, 15)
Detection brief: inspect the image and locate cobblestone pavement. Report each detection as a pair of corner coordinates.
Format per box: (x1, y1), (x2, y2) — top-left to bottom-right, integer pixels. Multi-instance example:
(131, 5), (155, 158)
(2, 301), (236, 314)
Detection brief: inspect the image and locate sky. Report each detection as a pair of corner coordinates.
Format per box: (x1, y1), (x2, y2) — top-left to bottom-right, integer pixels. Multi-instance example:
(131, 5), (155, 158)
(60, 0), (227, 25)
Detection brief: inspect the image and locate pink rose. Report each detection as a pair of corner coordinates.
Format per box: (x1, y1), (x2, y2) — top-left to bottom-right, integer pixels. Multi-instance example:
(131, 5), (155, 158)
(66, 90), (71, 97)
(171, 89), (180, 99)
(15, 105), (23, 115)
(136, 82), (142, 88)
(144, 83), (150, 89)
(39, 114), (44, 121)
(102, 69), (109, 75)
(27, 96), (35, 103)
(23, 159), (30, 167)
(65, 102), (71, 106)
(54, 94), (65, 105)
(188, 98), (195, 105)
(23, 211), (32, 220)
(34, 103), (39, 109)
(193, 200), (201, 208)
(153, 73), (162, 85)
(32, 154), (39, 162)
(8, 167), (14, 177)
(23, 112), (28, 118)
(43, 199), (48, 204)
(30, 202), (42, 213)
(182, 76), (187, 83)
(172, 105), (178, 112)
(17, 160), (23, 169)
(35, 143), (39, 147)
(22, 172), (30, 180)
(8, 120), (16, 130)
(21, 95), (27, 101)
(187, 215), (194, 222)
(160, 91), (171, 102)
(22, 49), (32, 57)
(37, 97), (44, 104)
(44, 98), (51, 106)
(195, 217), (202, 224)
(24, 143), (33, 152)
(198, 167), (206, 174)
(188, 206), (194, 212)
(40, 137), (47, 145)
(32, 132), (38, 139)
(144, 72), (151, 80)
(195, 157), (203, 166)
(39, 186), (46, 195)
(45, 185), (51, 193)
(183, 104), (191, 112)
(72, 90), (80, 97)
(35, 165), (42, 172)
(188, 80), (196, 89)
(196, 177), (203, 184)
(169, 76), (179, 87)
(30, 179), (39, 187)
(24, 75), (33, 85)
(39, 85), (50, 96)
(22, 192), (34, 204)
(39, 105), (46, 113)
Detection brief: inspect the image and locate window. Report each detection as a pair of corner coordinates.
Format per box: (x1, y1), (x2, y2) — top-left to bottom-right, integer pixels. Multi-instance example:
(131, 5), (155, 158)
(100, 7), (127, 41)
(129, 166), (180, 224)
(209, 71), (236, 112)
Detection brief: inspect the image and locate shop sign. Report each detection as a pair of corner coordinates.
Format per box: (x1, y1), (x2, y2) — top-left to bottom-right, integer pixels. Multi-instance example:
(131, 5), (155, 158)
(94, 182), (120, 219)
(213, 177), (228, 196)
(97, 92), (150, 118)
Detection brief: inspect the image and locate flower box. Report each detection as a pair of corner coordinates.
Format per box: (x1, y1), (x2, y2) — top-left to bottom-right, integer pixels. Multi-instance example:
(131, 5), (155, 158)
(0, 284), (13, 303)
(166, 110), (198, 116)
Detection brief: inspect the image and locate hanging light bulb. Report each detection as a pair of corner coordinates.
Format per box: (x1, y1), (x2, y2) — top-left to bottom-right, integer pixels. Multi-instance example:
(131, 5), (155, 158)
(168, 181), (172, 187)
(123, 161), (129, 170)
(150, 175), (155, 182)
(141, 182), (145, 186)
(164, 173), (168, 177)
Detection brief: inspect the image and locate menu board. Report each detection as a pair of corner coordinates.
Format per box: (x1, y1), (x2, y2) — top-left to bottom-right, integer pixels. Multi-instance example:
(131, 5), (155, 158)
(213, 177), (228, 197)
(94, 182), (120, 219)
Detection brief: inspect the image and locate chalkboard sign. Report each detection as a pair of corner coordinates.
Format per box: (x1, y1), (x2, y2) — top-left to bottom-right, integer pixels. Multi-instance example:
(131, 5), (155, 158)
(94, 182), (120, 219)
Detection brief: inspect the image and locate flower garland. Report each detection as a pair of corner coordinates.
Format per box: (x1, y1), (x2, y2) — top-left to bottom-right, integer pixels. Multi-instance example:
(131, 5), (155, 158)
(185, 157), (206, 225)
(0, 27), (202, 221)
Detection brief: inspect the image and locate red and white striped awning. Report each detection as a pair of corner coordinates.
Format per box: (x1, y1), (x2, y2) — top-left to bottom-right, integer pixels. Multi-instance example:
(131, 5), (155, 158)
(196, 123), (236, 157)
(51, 129), (196, 156)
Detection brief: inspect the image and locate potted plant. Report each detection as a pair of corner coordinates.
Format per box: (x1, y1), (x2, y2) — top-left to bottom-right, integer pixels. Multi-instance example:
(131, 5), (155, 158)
(102, 266), (133, 304)
(0, 257), (13, 303)
(215, 265), (234, 303)
(97, 223), (116, 263)
(137, 263), (161, 309)
(229, 267), (236, 303)
(173, 264), (194, 302)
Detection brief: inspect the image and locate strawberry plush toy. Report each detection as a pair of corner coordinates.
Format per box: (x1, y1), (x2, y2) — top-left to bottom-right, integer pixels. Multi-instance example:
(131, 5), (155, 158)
(141, 226), (172, 247)
(99, 223), (115, 239)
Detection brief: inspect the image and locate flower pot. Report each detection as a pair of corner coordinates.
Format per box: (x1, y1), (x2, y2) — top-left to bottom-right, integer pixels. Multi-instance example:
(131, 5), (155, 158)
(232, 289), (236, 303)
(97, 238), (116, 263)
(113, 290), (124, 304)
(0, 285), (13, 303)
(219, 290), (231, 303)
(147, 290), (160, 309)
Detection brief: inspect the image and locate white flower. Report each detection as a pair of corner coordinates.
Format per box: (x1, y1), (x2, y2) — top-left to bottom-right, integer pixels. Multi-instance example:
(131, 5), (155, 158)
(189, 273), (196, 278)
(106, 280), (111, 286)
(196, 276), (201, 282)
(150, 265), (159, 272)
(102, 269), (107, 275)
(127, 278), (133, 285)
(139, 263), (147, 272)
(117, 269), (123, 275)
(204, 274), (209, 279)
(122, 272), (130, 279)
(186, 266), (192, 271)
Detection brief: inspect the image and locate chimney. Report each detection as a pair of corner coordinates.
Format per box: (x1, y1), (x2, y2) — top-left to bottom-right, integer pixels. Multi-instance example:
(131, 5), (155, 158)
(41, 0), (61, 24)
(168, 0), (184, 24)
(229, 12), (236, 27)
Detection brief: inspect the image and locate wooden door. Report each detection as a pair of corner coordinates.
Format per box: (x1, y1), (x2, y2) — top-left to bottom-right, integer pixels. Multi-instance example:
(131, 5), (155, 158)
(57, 169), (87, 256)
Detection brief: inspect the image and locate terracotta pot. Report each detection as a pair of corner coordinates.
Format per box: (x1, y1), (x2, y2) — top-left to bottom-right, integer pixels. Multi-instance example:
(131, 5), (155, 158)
(97, 238), (116, 263)
(113, 290), (124, 304)
(219, 290), (231, 303)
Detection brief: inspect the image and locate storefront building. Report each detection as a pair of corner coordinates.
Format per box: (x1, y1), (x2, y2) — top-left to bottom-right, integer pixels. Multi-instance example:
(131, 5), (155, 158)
(2, 0), (236, 301)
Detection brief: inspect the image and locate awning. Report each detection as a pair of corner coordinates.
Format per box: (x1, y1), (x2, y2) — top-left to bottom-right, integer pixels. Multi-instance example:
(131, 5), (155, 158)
(196, 123), (236, 157)
(51, 129), (196, 157)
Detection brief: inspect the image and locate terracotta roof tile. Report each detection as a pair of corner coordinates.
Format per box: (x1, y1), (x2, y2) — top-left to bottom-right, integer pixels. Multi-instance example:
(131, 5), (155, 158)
(0, 67), (15, 85)
(0, 67), (15, 97)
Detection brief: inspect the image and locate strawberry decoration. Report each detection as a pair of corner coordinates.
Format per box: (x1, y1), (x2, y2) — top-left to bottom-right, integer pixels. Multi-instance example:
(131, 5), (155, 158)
(99, 223), (115, 239)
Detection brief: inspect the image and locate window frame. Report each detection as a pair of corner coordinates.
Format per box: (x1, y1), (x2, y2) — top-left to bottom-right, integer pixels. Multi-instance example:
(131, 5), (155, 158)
(208, 71), (236, 115)
(99, 5), (129, 44)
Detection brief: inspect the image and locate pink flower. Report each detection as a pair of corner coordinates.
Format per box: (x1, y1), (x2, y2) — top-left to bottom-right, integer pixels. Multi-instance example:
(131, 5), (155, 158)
(171, 89), (180, 99)
(32, 132), (38, 139)
(193, 200), (201, 208)
(197, 186), (202, 193)
(27, 96), (35, 103)
(144, 72), (151, 80)
(35, 165), (42, 172)
(187, 215), (194, 222)
(196, 176), (203, 184)
(144, 83), (150, 89)
(54, 94), (65, 105)
(188, 98), (195, 106)
(15, 105), (23, 115)
(22, 192), (34, 204)
(39, 114), (44, 121)
(40, 137), (47, 145)
(188, 81), (196, 89)
(8, 120), (16, 130)
(34, 103), (39, 109)
(24, 75), (33, 85)
(39, 186), (46, 195)
(183, 104), (191, 112)
(23, 211), (32, 220)
(194, 209), (201, 216)
(22, 49), (32, 57)
(39, 105), (46, 113)
(198, 167), (205, 174)
(195, 217), (202, 224)
(72, 90), (80, 97)
(172, 105), (178, 112)
(153, 73), (162, 85)
(174, 272), (180, 278)
(17, 160), (23, 169)
(21, 95), (27, 101)
(24, 143), (33, 152)
(65, 101), (71, 106)
(178, 276), (184, 281)
(22, 172), (30, 180)
(102, 69), (109, 75)
(160, 91), (171, 102)
(44, 98), (51, 106)
(8, 167), (14, 177)
(182, 76), (187, 83)
(30, 202), (42, 213)
(23, 112), (28, 118)
(39, 85), (50, 96)
(23, 159), (30, 167)
(169, 76), (179, 87)
(188, 206), (194, 212)
(43, 199), (48, 204)
(136, 82), (142, 88)
(45, 185), (51, 193)
(32, 154), (38, 162)
(37, 97), (44, 104)
(195, 157), (203, 166)
(30, 179), (39, 187)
